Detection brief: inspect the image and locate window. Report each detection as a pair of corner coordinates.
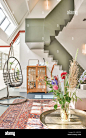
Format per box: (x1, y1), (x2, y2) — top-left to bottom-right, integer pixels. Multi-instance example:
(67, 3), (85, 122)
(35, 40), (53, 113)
(0, 18), (10, 31)
(0, 7), (11, 32)
(0, 8), (6, 24)
(0, 3), (17, 37)
(0, 51), (8, 70)
(5, 23), (16, 36)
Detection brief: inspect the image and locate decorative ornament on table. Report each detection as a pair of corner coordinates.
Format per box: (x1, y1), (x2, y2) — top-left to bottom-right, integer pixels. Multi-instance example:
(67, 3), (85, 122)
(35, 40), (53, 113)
(44, 49), (82, 122)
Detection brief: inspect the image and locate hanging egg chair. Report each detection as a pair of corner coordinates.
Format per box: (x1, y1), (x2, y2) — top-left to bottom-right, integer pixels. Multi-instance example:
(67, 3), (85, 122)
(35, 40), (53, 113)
(0, 42), (27, 105)
(3, 57), (23, 87)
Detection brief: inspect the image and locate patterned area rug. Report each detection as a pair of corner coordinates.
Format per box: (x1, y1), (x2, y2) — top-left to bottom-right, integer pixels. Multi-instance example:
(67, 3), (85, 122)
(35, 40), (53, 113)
(0, 99), (57, 129)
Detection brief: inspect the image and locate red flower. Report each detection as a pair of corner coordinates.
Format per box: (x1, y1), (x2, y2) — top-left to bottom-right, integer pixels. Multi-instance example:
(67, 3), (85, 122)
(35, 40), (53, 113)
(54, 76), (58, 80)
(44, 75), (48, 78)
(61, 72), (67, 79)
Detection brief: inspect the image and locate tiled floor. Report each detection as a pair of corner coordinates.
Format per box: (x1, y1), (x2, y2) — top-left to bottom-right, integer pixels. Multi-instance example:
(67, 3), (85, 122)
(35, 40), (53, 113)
(0, 87), (53, 116)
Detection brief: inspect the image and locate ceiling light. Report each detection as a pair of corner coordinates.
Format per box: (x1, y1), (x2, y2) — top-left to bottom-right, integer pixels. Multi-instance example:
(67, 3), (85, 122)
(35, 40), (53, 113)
(46, 0), (49, 9)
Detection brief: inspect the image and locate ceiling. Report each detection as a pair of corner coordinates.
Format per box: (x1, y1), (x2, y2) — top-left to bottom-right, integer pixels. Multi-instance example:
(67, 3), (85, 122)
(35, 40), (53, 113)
(68, 0), (86, 29)
(5, 0), (42, 24)
(27, 0), (61, 18)
(5, 0), (28, 24)
(27, 0), (39, 12)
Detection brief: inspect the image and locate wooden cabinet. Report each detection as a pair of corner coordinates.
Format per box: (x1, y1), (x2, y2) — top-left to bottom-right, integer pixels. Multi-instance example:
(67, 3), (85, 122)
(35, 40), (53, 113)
(27, 66), (47, 93)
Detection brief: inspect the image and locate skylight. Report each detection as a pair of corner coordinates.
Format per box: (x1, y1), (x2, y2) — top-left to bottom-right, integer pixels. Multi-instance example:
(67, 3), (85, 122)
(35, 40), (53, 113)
(0, 8), (5, 24)
(0, 3), (17, 37)
(0, 18), (10, 31)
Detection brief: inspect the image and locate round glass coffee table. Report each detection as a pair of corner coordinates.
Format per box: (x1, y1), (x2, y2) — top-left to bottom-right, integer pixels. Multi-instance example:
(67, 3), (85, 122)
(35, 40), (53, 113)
(40, 109), (86, 129)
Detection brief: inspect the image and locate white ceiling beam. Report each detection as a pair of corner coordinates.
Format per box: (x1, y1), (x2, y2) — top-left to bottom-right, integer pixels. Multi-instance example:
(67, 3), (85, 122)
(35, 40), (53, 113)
(1, 0), (18, 26)
(25, 0), (30, 12)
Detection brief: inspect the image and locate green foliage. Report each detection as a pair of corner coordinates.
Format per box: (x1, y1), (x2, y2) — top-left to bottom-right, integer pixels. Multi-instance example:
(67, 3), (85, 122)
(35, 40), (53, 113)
(48, 90), (53, 93)
(44, 70), (81, 110)
(54, 104), (58, 110)
(60, 93), (63, 99)
(9, 62), (13, 65)
(66, 96), (71, 103)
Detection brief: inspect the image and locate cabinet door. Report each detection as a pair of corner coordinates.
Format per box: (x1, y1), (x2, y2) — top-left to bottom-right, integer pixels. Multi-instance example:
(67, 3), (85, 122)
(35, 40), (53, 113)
(37, 66), (46, 92)
(27, 66), (37, 90)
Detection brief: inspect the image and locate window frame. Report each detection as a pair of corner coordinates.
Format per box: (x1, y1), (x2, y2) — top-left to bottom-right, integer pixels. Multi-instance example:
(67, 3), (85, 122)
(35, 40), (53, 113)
(0, 7), (6, 25)
(0, 7), (11, 32)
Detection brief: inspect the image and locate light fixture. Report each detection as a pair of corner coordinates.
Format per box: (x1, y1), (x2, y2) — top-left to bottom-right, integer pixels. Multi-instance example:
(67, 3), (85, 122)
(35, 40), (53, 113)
(46, 0), (49, 9)
(82, 44), (86, 54)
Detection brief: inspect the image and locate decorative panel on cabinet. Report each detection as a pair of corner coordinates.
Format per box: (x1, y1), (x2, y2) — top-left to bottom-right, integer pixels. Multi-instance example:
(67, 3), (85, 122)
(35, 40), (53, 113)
(27, 66), (47, 93)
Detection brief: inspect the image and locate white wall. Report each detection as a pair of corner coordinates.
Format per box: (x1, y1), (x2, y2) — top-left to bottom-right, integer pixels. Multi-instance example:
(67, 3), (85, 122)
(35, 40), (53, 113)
(0, 39), (9, 90)
(0, 70), (6, 90)
(20, 33), (64, 91)
(0, 38), (9, 46)
(0, 28), (9, 44)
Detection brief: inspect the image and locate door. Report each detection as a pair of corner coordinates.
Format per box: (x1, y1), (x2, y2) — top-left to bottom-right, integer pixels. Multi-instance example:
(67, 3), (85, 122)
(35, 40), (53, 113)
(27, 66), (37, 92)
(37, 66), (46, 92)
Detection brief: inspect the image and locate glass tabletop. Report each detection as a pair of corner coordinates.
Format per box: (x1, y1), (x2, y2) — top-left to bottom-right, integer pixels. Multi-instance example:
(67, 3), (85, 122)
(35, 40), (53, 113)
(40, 109), (86, 129)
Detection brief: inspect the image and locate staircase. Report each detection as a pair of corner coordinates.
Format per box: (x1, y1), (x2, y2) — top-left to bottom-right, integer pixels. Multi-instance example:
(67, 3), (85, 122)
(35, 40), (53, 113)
(25, 0), (74, 72)
(25, 0), (74, 46)
(19, 43), (65, 91)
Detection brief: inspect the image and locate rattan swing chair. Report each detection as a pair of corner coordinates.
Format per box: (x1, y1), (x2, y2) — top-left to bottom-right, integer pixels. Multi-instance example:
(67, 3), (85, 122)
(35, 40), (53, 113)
(0, 42), (27, 105)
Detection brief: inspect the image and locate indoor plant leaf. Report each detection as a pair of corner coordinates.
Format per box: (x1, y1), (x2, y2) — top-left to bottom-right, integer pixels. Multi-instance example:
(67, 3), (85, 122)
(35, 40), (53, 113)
(54, 104), (58, 110)
(60, 93), (63, 99)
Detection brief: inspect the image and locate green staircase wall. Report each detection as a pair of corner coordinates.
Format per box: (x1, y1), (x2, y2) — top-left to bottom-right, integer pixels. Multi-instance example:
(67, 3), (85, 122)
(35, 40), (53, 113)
(44, 38), (84, 74)
(25, 0), (84, 74)
(25, 19), (44, 42)
(25, 0), (74, 45)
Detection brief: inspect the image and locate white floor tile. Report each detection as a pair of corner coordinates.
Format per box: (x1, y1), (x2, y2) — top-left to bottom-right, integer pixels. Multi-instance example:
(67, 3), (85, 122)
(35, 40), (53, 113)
(34, 95), (41, 98)
(43, 95), (54, 98)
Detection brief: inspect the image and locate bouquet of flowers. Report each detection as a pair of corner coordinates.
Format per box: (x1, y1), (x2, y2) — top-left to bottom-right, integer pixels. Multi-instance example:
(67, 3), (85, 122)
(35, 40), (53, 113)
(44, 49), (81, 121)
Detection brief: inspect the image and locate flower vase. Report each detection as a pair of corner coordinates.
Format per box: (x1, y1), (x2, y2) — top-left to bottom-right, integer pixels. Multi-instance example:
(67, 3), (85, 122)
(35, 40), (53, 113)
(60, 103), (70, 122)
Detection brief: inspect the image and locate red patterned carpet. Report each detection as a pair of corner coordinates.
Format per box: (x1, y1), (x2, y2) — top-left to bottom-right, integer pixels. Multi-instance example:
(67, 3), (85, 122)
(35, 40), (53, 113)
(0, 99), (57, 129)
